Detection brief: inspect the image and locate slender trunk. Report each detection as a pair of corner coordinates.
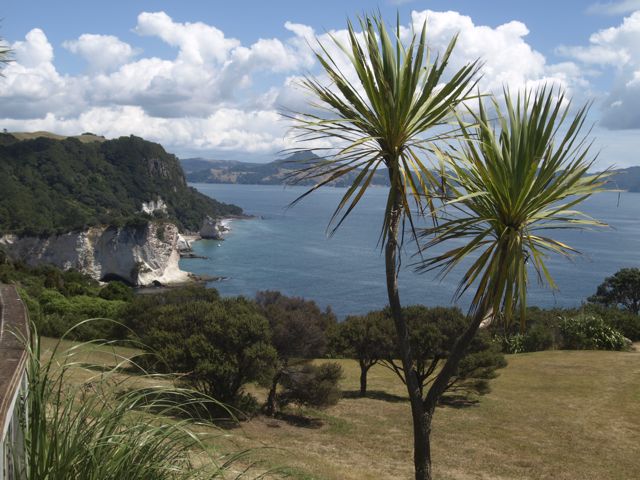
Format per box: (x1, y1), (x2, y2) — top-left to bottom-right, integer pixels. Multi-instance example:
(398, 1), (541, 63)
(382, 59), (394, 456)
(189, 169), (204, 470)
(359, 361), (369, 397)
(384, 179), (431, 480)
(265, 363), (286, 416)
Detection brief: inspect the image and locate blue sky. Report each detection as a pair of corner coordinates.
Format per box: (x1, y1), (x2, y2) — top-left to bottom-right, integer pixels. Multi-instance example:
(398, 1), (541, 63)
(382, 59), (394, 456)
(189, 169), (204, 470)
(2, 0), (640, 168)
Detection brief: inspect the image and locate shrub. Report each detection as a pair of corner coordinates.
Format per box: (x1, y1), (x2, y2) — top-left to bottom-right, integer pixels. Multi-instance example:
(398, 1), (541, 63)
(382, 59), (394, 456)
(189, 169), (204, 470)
(500, 333), (525, 354)
(280, 362), (343, 408)
(128, 289), (278, 408)
(522, 323), (555, 352)
(583, 304), (640, 341)
(383, 305), (507, 399)
(559, 315), (628, 350)
(98, 281), (134, 302)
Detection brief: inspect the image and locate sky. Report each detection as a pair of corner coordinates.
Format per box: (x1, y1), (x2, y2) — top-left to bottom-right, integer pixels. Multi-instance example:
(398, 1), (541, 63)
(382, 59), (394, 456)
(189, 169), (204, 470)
(1, 0), (640, 168)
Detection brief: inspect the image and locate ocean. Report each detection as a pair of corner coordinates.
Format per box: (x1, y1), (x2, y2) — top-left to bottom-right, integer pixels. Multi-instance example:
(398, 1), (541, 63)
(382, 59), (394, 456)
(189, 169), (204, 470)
(182, 184), (640, 318)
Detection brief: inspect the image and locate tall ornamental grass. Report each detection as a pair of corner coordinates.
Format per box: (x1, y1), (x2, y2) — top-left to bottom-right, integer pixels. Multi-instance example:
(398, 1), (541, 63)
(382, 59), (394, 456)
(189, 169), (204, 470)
(15, 325), (258, 480)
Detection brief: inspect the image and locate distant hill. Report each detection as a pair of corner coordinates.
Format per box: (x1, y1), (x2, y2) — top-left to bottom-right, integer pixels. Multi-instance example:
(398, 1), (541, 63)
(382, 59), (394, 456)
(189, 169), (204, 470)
(183, 151), (391, 187)
(0, 133), (242, 235)
(184, 154), (640, 192)
(602, 166), (640, 192)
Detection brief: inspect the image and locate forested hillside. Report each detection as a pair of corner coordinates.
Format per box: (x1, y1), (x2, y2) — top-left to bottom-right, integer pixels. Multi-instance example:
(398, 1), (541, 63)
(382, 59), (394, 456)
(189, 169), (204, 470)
(0, 133), (242, 235)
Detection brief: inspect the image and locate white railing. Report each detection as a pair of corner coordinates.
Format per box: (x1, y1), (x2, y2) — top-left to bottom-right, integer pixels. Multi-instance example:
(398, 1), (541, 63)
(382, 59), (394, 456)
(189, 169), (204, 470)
(0, 285), (29, 480)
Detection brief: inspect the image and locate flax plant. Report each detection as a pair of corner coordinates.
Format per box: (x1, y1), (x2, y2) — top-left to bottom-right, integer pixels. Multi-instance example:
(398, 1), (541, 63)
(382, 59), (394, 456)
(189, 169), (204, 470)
(288, 13), (480, 480)
(16, 326), (255, 480)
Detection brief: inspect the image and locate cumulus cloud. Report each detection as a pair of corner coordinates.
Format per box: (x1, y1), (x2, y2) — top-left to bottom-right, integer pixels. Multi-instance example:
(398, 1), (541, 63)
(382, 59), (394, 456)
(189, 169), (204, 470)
(0, 9), (606, 157)
(559, 11), (640, 129)
(63, 34), (137, 72)
(586, 0), (640, 15)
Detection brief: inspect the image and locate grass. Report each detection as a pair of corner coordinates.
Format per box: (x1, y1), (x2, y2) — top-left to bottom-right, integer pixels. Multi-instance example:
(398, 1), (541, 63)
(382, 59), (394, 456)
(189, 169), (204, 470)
(9, 131), (107, 143)
(41, 338), (640, 479)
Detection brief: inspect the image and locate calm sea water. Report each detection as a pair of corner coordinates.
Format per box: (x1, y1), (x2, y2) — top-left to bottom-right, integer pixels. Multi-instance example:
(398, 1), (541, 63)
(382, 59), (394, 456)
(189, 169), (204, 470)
(182, 184), (640, 318)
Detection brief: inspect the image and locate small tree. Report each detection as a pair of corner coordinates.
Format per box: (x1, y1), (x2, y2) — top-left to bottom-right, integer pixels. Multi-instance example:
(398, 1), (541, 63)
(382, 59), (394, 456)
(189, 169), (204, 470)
(331, 311), (395, 396)
(256, 290), (336, 415)
(128, 288), (278, 407)
(279, 362), (343, 408)
(588, 268), (640, 314)
(381, 306), (506, 399)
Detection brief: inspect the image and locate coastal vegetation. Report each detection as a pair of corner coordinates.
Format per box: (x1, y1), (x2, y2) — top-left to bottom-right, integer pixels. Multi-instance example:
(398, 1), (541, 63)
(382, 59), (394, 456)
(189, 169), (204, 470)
(0, 133), (241, 236)
(2, 260), (637, 479)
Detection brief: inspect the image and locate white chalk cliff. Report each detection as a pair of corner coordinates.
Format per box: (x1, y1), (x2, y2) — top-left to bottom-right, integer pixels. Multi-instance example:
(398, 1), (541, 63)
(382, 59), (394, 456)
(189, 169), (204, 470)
(0, 222), (190, 286)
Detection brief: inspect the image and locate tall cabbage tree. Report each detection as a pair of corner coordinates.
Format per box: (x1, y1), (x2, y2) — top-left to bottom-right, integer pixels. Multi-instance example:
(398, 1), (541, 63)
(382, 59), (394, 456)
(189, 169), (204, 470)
(289, 14), (480, 479)
(416, 87), (607, 477)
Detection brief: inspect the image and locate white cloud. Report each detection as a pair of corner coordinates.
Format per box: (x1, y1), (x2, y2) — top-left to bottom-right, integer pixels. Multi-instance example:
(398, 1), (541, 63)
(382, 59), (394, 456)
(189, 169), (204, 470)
(12, 28), (53, 67)
(134, 11), (240, 64)
(586, 0), (640, 15)
(0, 9), (613, 158)
(559, 11), (640, 129)
(63, 34), (137, 72)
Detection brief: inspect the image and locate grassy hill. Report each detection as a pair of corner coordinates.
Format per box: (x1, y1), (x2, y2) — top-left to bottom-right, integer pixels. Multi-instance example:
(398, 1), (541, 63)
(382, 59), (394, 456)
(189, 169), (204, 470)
(0, 133), (242, 235)
(48, 336), (640, 479)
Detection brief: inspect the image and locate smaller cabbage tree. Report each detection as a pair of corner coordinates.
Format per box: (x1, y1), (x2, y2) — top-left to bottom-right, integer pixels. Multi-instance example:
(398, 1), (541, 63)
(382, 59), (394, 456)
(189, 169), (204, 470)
(415, 87), (608, 479)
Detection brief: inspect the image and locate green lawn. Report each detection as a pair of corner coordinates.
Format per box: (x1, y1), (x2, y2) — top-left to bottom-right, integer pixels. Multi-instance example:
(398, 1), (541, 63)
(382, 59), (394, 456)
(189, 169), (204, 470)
(41, 338), (640, 479)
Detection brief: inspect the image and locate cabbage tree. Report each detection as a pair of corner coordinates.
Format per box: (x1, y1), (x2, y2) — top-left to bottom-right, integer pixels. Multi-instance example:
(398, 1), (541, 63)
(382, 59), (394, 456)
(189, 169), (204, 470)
(417, 87), (607, 477)
(289, 13), (480, 480)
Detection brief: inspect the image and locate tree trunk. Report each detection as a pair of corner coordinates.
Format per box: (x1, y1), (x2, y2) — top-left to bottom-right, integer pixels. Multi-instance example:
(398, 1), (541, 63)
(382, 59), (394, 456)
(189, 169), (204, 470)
(265, 369), (283, 416)
(384, 179), (432, 480)
(359, 362), (369, 397)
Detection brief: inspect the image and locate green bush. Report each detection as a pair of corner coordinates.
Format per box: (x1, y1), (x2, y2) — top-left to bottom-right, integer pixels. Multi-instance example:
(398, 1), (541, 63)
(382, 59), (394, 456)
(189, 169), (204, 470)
(280, 362), (343, 408)
(559, 315), (628, 351)
(99, 281), (134, 301)
(522, 323), (555, 352)
(583, 304), (640, 341)
(128, 288), (278, 408)
(499, 333), (525, 354)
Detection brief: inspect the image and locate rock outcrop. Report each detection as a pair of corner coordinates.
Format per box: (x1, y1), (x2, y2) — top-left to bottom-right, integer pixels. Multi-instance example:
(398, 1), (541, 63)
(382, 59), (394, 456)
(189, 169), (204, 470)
(0, 222), (190, 286)
(199, 216), (229, 240)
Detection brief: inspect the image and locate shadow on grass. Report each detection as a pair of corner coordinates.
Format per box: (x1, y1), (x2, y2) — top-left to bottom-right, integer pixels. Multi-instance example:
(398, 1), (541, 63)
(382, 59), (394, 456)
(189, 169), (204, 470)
(438, 394), (479, 409)
(116, 387), (248, 430)
(342, 389), (407, 403)
(266, 412), (324, 429)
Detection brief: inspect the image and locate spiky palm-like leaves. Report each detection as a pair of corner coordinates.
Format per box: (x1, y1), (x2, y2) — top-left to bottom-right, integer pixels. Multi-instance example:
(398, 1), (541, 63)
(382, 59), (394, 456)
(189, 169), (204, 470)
(289, 13), (480, 480)
(290, 14), (480, 240)
(419, 88), (608, 329)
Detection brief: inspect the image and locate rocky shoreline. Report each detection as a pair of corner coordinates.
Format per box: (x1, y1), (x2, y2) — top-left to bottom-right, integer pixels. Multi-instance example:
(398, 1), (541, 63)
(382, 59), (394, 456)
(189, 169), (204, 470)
(0, 215), (246, 288)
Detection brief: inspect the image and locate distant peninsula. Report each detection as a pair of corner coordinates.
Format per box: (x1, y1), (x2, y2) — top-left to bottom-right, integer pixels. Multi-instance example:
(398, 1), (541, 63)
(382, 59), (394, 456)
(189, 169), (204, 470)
(183, 151), (391, 187)
(183, 153), (640, 191)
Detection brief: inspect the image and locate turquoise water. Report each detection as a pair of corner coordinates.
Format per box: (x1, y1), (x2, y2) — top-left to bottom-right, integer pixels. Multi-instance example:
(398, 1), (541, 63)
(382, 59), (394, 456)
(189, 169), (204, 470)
(182, 184), (640, 318)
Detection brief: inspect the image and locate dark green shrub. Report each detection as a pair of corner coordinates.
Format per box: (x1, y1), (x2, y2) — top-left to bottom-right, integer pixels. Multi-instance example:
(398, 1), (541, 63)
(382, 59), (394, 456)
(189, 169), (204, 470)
(280, 362), (343, 408)
(128, 289), (278, 408)
(522, 323), (554, 352)
(99, 281), (134, 302)
(559, 315), (628, 350)
(383, 305), (507, 398)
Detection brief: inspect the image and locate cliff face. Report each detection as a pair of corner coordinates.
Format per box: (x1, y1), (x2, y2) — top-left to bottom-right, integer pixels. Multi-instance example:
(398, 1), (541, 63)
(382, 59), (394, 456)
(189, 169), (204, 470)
(0, 222), (190, 286)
